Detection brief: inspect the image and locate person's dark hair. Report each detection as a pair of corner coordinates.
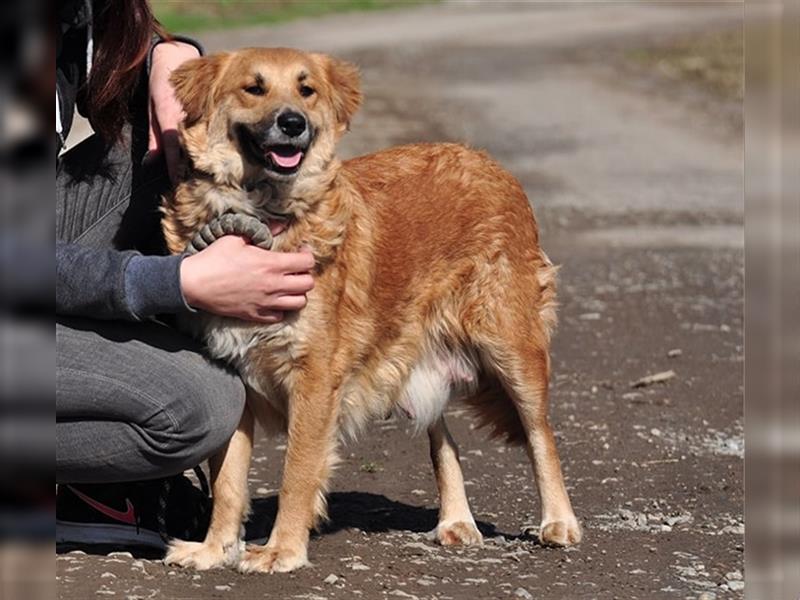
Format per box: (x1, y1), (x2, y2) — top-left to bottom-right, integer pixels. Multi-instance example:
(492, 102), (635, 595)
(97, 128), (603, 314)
(85, 0), (167, 141)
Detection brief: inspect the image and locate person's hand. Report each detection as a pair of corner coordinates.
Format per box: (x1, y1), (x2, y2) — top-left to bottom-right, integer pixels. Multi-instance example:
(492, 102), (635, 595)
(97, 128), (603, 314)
(148, 41), (200, 183)
(180, 236), (315, 323)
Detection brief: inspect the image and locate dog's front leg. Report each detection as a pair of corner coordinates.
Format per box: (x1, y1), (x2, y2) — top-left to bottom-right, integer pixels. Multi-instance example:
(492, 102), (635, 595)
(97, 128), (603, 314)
(239, 382), (338, 574)
(165, 404), (255, 570)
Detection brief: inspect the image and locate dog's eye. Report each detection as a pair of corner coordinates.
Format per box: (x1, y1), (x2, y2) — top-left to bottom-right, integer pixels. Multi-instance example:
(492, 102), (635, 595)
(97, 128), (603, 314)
(244, 85), (265, 96)
(299, 85), (315, 98)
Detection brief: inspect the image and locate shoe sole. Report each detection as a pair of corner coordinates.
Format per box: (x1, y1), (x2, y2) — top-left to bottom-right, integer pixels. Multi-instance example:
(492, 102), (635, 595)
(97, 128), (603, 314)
(56, 520), (166, 551)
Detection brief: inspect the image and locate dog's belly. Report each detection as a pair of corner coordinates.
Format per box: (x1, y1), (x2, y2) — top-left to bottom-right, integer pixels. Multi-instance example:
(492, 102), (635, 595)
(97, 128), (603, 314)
(394, 348), (479, 433)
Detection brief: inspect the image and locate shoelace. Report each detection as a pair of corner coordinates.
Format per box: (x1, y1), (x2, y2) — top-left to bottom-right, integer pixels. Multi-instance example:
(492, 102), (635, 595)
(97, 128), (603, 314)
(156, 466), (211, 543)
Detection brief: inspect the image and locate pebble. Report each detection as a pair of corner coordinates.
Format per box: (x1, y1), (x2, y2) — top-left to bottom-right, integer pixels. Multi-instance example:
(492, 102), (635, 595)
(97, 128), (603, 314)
(214, 585), (231, 591)
(514, 588), (534, 600)
(728, 580), (744, 591)
(106, 552), (133, 559)
(725, 570), (742, 581)
(324, 574), (340, 584)
(697, 593), (717, 600)
(667, 348), (683, 358)
(350, 562), (370, 571)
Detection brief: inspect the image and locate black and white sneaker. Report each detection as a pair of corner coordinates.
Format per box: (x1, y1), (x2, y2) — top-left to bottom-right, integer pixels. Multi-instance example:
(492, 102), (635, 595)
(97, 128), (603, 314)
(56, 468), (211, 552)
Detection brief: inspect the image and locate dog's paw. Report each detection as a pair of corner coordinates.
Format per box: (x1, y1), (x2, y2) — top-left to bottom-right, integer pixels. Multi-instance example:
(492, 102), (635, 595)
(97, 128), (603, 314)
(164, 539), (237, 571)
(238, 544), (308, 574)
(539, 517), (582, 547)
(433, 520), (484, 546)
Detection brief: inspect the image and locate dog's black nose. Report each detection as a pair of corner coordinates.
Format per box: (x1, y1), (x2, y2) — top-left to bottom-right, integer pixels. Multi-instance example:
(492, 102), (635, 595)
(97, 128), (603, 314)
(277, 111), (307, 138)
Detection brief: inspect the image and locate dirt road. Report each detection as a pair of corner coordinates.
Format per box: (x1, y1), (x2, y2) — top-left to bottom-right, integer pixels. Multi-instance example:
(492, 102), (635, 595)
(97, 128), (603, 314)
(57, 3), (744, 599)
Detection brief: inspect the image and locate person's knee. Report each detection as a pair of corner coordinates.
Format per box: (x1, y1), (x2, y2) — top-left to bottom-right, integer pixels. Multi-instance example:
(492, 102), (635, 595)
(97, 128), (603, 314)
(150, 366), (246, 472)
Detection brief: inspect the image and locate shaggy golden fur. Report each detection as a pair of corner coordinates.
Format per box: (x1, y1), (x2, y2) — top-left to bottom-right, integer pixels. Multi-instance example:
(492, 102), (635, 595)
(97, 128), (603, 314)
(162, 47), (580, 573)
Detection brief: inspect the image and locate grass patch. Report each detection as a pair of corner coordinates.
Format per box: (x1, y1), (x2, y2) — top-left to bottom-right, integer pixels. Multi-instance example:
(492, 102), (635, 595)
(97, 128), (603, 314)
(154, 0), (431, 33)
(627, 28), (743, 102)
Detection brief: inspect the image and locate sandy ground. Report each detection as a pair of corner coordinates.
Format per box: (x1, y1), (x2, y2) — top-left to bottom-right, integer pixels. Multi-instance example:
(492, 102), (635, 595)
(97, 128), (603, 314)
(57, 3), (744, 599)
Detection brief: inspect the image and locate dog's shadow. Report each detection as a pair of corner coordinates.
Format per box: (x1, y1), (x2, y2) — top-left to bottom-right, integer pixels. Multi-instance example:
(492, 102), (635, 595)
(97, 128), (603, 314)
(245, 491), (519, 543)
(56, 492), (531, 559)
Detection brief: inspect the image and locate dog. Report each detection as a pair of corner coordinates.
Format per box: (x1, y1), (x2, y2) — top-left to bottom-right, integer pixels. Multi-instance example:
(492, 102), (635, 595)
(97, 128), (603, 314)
(161, 47), (581, 573)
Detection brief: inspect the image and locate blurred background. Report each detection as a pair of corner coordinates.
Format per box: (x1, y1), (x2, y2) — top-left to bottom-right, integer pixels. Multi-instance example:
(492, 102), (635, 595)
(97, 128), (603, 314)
(1, 1), (797, 599)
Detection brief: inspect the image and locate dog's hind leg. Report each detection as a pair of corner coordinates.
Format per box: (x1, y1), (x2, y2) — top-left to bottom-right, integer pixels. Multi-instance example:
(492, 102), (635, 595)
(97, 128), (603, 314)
(428, 416), (483, 546)
(479, 324), (581, 547)
(165, 404), (255, 570)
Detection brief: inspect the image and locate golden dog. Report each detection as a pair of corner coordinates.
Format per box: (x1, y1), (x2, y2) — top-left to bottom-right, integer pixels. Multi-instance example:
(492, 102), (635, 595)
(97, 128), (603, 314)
(162, 47), (581, 573)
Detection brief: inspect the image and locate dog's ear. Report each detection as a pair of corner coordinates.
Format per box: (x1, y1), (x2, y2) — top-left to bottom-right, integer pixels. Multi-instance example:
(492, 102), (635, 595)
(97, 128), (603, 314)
(317, 55), (362, 130)
(170, 53), (230, 125)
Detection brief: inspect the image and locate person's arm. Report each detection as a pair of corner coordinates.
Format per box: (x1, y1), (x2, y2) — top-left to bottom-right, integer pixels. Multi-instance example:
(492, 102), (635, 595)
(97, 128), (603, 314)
(56, 241), (190, 320)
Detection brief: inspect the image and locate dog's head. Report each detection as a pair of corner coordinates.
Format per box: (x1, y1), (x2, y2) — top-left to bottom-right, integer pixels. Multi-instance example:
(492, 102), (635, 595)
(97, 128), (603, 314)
(170, 47), (361, 206)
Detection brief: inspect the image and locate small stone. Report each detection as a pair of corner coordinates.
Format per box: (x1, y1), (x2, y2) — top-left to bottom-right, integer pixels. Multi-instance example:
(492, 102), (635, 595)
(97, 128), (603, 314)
(324, 573), (340, 584)
(727, 580), (744, 591)
(725, 570), (742, 581)
(514, 588), (534, 600)
(214, 585), (231, 591)
(667, 349), (682, 358)
(106, 552), (133, 559)
(697, 593), (717, 600)
(100, 572), (116, 579)
(410, 489), (426, 496)
(405, 541), (436, 554)
(350, 562), (370, 571)
(631, 370), (676, 388)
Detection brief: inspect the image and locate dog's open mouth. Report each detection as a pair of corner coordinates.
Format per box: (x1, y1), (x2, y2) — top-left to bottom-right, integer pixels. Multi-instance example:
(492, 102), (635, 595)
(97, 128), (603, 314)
(265, 145), (305, 174)
(236, 125), (309, 177)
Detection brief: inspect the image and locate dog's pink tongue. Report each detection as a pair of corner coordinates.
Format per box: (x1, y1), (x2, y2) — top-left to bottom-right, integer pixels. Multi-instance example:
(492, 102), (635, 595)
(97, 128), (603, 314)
(269, 151), (303, 168)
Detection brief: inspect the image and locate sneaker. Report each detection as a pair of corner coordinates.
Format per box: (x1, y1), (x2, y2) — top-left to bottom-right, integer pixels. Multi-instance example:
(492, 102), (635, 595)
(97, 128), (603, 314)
(56, 468), (211, 551)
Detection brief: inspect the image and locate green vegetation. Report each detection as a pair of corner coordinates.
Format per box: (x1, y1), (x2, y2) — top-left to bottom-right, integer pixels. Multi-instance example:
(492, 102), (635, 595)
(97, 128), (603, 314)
(359, 461), (381, 473)
(628, 28), (743, 102)
(153, 0), (431, 33)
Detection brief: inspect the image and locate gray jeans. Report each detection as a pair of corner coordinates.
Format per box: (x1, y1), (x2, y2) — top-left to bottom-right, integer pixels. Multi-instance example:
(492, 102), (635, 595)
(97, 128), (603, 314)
(56, 133), (246, 484)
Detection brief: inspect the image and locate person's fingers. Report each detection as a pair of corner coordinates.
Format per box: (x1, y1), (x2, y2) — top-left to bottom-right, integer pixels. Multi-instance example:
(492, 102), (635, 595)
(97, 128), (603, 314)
(270, 250), (316, 273)
(269, 294), (308, 311)
(277, 274), (315, 295)
(253, 310), (285, 324)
